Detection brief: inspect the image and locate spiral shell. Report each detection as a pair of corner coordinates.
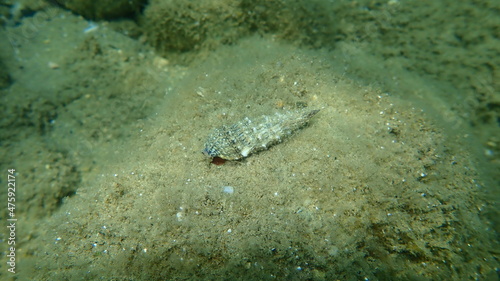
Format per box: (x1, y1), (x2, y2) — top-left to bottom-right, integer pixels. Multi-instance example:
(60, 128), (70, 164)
(203, 109), (319, 160)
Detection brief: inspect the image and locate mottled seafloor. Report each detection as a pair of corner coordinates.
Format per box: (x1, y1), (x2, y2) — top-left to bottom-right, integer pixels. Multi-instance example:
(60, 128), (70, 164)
(0, 0), (499, 280)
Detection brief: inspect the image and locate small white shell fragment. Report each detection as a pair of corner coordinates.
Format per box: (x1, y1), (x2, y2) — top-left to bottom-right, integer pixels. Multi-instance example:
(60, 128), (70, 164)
(176, 212), (183, 221)
(83, 21), (99, 33)
(222, 186), (234, 194)
(48, 62), (59, 69)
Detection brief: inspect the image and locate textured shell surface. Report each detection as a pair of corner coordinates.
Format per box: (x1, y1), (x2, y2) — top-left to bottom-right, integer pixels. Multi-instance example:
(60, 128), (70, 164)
(203, 109), (319, 160)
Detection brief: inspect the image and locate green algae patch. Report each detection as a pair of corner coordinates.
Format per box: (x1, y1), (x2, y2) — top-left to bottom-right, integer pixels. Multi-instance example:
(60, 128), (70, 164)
(58, 0), (146, 20)
(141, 0), (247, 55)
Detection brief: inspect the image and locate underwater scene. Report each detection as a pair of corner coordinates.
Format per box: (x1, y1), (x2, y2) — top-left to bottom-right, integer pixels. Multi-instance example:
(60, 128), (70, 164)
(0, 0), (499, 280)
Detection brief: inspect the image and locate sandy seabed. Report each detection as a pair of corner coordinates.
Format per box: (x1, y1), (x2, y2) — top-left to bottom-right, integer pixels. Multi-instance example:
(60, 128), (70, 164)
(0, 1), (498, 280)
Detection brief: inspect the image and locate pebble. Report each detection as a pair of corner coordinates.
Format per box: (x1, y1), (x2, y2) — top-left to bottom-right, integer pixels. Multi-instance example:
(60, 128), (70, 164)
(222, 186), (234, 194)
